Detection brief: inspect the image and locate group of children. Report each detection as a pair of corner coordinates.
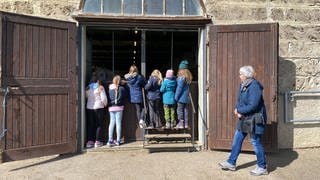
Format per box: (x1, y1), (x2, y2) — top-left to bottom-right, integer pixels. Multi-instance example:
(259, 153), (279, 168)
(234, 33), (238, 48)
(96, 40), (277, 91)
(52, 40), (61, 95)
(85, 60), (193, 148)
(85, 73), (126, 148)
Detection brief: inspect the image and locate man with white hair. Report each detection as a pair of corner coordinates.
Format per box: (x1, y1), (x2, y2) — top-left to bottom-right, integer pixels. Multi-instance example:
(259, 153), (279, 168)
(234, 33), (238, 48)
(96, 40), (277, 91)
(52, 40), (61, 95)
(218, 65), (268, 176)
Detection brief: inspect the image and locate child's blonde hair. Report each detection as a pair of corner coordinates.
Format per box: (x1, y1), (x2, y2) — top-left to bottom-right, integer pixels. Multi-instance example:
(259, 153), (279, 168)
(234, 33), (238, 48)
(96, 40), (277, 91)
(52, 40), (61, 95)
(112, 75), (121, 97)
(129, 65), (139, 74)
(112, 75), (121, 86)
(178, 69), (193, 84)
(151, 69), (163, 85)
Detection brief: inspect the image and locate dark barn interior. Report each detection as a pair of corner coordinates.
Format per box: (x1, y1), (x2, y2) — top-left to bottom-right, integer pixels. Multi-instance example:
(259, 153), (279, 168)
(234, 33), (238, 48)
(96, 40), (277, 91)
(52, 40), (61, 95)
(86, 28), (198, 80)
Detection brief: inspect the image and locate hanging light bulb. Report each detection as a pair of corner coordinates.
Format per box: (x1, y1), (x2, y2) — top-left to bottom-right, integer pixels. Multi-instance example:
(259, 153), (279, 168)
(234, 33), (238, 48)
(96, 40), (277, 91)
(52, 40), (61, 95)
(134, 41), (137, 46)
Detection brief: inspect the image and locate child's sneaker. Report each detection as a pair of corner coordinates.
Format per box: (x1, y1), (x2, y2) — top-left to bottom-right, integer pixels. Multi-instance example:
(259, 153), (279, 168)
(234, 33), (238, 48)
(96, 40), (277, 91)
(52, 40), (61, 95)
(175, 120), (184, 129)
(139, 119), (146, 129)
(165, 122), (171, 129)
(86, 141), (94, 148)
(184, 122), (189, 128)
(107, 140), (114, 147)
(94, 141), (103, 148)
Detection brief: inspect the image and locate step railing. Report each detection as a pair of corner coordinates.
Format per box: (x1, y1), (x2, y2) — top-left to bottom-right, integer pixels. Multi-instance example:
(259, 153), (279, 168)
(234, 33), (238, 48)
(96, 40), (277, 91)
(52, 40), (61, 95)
(188, 91), (196, 147)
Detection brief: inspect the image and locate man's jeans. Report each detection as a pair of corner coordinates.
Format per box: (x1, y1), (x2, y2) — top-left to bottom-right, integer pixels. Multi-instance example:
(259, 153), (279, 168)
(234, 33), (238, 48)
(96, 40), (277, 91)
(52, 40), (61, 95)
(108, 111), (123, 142)
(227, 130), (267, 169)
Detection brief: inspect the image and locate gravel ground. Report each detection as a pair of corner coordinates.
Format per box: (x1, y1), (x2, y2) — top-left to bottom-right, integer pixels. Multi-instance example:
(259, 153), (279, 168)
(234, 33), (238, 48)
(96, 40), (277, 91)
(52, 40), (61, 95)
(0, 146), (319, 180)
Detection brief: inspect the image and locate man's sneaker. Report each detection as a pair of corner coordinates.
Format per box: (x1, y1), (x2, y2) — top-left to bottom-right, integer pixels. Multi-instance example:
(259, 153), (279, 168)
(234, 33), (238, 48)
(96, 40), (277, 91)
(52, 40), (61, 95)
(86, 141), (94, 148)
(218, 161), (236, 171)
(115, 141), (120, 146)
(107, 140), (114, 147)
(250, 166), (268, 176)
(94, 141), (103, 148)
(139, 119), (146, 128)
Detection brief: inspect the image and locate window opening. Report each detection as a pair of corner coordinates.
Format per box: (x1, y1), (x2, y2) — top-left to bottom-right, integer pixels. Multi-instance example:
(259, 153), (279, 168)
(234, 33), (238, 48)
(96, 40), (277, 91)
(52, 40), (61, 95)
(103, 0), (121, 14)
(82, 0), (203, 16)
(123, 0), (142, 15)
(145, 0), (163, 15)
(84, 0), (101, 13)
(165, 0), (183, 15)
(186, 0), (200, 15)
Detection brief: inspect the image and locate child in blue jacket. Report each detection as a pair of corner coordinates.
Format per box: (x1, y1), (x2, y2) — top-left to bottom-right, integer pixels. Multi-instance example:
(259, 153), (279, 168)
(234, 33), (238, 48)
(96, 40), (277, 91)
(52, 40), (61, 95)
(124, 65), (146, 128)
(145, 69), (163, 128)
(160, 69), (177, 129)
(175, 60), (193, 129)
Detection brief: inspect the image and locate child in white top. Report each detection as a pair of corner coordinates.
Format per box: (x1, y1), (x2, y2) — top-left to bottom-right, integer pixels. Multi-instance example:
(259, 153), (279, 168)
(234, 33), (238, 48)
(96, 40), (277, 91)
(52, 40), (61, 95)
(86, 75), (108, 148)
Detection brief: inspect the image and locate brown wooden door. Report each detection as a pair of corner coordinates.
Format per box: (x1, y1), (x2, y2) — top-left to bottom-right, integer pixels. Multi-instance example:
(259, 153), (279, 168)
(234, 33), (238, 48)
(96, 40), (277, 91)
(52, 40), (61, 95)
(0, 12), (77, 161)
(208, 23), (278, 152)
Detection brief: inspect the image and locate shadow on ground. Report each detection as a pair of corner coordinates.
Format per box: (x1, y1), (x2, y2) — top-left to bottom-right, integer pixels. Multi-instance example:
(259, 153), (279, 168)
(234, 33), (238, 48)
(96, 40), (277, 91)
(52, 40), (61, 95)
(9, 153), (79, 172)
(228, 149), (298, 173)
(267, 149), (298, 173)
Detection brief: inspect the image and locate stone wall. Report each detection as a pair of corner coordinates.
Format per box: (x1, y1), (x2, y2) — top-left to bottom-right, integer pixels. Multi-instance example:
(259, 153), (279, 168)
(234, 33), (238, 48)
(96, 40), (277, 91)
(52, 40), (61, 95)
(206, 0), (320, 149)
(0, 0), (319, 149)
(0, 0), (80, 21)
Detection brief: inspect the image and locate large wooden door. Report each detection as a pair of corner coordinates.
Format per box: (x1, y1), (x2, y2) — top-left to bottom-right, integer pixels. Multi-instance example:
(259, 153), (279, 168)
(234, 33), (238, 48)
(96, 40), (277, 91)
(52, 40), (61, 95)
(0, 12), (77, 161)
(208, 23), (278, 151)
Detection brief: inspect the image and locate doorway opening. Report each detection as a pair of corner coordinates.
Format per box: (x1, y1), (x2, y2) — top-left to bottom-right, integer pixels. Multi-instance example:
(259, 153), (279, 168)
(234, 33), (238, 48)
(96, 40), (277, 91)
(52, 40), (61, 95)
(84, 27), (199, 142)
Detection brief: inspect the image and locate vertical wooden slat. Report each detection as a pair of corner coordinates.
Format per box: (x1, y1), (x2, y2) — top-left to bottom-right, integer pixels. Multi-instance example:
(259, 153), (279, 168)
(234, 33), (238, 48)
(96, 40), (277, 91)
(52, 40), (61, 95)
(12, 24), (19, 77)
(38, 27), (45, 77)
(32, 96), (39, 146)
(227, 32), (235, 138)
(38, 96), (45, 145)
(44, 28), (51, 78)
(26, 25), (33, 77)
(56, 29), (62, 78)
(51, 95), (56, 144)
(20, 96), (26, 148)
(61, 31), (68, 78)
(56, 95), (62, 143)
(61, 96), (67, 143)
(32, 26), (39, 77)
(19, 24), (26, 77)
(12, 96), (19, 148)
(44, 96), (50, 144)
(51, 29), (57, 78)
(5, 22), (12, 78)
(6, 96), (13, 149)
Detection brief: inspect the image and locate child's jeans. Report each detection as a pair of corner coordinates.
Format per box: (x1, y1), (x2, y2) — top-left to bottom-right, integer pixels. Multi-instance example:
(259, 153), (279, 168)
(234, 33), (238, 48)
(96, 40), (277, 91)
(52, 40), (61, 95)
(177, 102), (188, 122)
(108, 110), (123, 142)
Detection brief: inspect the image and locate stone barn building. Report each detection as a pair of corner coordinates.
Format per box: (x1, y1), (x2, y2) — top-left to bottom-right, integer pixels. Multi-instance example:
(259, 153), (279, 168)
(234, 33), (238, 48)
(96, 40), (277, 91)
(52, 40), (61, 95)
(0, 0), (319, 161)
